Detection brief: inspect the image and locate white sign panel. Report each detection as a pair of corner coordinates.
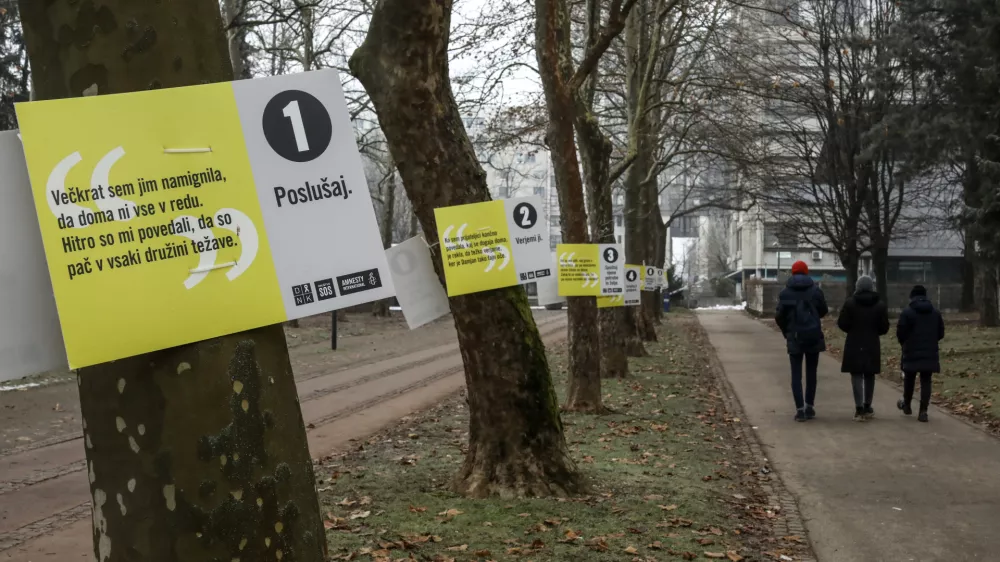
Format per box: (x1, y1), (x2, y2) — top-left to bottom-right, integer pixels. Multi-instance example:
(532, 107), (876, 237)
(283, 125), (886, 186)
(385, 237), (451, 329)
(535, 274), (565, 307)
(599, 244), (625, 295)
(233, 70), (396, 316)
(642, 265), (657, 291)
(0, 131), (68, 382)
(624, 266), (641, 306)
(656, 267), (666, 289)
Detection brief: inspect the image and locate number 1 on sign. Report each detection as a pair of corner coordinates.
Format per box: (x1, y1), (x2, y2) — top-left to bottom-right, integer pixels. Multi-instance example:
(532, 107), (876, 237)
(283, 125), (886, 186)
(283, 100), (310, 152)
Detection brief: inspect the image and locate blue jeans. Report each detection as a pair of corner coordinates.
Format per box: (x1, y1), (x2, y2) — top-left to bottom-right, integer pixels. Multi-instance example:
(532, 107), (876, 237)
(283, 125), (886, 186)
(789, 352), (819, 410)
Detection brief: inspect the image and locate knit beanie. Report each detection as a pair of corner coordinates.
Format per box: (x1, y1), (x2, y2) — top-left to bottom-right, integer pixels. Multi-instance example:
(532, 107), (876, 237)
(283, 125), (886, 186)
(855, 275), (875, 294)
(910, 285), (927, 298)
(791, 261), (809, 276)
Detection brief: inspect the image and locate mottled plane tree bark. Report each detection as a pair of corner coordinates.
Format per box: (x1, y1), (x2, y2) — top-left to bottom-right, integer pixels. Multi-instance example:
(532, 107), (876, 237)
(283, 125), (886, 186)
(350, 0), (582, 497)
(17, 1), (325, 561)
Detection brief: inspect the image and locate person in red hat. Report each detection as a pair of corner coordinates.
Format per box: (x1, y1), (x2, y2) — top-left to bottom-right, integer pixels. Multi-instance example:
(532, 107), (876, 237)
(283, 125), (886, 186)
(775, 260), (829, 421)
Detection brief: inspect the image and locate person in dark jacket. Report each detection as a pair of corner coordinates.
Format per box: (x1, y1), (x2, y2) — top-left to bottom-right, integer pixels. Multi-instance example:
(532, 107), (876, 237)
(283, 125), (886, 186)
(895, 285), (945, 422)
(837, 275), (890, 421)
(775, 261), (829, 421)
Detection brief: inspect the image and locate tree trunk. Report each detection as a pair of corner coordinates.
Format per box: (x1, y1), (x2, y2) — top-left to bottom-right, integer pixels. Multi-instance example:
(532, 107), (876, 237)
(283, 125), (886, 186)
(962, 230), (976, 312)
(372, 171), (397, 317)
(977, 261), (1000, 327)
(872, 245), (889, 309)
(17, 2), (325, 560)
(409, 208), (420, 238)
(534, 0), (603, 411)
(349, 0), (582, 497)
(842, 252), (860, 302)
(576, 0), (627, 380)
(221, 0), (252, 79)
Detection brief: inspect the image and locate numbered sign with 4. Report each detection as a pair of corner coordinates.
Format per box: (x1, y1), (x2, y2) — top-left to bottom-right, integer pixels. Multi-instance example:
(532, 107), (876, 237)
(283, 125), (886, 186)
(433, 196), (551, 297)
(557, 243), (625, 297)
(15, 69), (394, 368)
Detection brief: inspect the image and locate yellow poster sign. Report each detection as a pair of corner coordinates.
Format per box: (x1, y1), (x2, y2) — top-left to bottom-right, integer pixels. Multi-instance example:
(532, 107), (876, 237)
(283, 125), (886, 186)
(597, 294), (625, 308)
(434, 196), (551, 296)
(15, 70), (394, 368)
(557, 243), (625, 297)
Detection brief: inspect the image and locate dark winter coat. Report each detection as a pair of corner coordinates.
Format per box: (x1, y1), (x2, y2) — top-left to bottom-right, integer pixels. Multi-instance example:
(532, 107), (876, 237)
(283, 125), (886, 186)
(896, 296), (946, 373)
(836, 290), (890, 374)
(775, 274), (830, 355)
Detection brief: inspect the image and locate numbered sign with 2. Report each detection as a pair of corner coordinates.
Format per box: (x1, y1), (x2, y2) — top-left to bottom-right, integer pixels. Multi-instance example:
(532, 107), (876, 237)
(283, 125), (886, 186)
(16, 69), (394, 368)
(434, 196), (551, 297)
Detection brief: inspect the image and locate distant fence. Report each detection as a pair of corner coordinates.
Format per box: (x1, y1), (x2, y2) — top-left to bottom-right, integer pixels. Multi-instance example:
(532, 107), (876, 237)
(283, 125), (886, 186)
(746, 281), (964, 315)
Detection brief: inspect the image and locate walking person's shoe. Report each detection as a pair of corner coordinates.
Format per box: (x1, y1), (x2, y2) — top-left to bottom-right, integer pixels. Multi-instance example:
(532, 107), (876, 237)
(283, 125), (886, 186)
(864, 405), (875, 420)
(897, 398), (912, 416)
(795, 409), (807, 422)
(918, 410), (929, 423)
(854, 407), (866, 422)
(804, 404), (816, 419)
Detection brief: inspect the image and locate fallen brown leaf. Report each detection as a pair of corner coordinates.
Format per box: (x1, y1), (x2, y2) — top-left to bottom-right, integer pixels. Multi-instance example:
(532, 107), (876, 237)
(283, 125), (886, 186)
(624, 545), (639, 554)
(408, 506), (427, 513)
(727, 551), (744, 561)
(705, 552), (726, 559)
(445, 545), (467, 552)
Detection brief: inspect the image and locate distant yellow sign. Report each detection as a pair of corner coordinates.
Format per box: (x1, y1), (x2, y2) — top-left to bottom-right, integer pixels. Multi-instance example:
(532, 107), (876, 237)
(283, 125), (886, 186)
(434, 196), (551, 296)
(597, 294), (624, 308)
(557, 243), (624, 297)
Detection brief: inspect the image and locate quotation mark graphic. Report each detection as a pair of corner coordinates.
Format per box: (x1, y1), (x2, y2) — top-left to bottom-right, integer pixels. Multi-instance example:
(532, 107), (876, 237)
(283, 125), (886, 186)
(442, 223), (470, 251)
(558, 252), (576, 267)
(481, 244), (510, 273)
(45, 148), (258, 289)
(581, 272), (599, 288)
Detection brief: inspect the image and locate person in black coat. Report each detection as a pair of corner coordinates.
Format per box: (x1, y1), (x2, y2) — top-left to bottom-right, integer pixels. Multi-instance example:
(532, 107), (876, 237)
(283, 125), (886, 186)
(895, 285), (945, 422)
(837, 276), (889, 421)
(775, 261), (829, 421)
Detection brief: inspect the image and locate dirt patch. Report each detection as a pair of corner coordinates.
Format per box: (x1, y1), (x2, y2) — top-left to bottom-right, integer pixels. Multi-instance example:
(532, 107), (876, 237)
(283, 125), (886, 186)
(314, 312), (812, 561)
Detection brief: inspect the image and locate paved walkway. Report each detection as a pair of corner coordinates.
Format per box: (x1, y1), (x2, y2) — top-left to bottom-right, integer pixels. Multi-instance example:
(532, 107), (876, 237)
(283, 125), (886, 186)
(698, 311), (1000, 562)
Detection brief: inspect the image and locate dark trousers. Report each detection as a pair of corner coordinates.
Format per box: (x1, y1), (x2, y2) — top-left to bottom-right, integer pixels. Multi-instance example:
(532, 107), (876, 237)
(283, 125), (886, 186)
(850, 373), (876, 408)
(789, 352), (819, 410)
(903, 371), (933, 411)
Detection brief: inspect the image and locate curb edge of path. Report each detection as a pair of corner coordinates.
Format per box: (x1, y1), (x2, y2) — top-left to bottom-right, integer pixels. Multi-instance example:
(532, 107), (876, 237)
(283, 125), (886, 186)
(693, 317), (820, 562)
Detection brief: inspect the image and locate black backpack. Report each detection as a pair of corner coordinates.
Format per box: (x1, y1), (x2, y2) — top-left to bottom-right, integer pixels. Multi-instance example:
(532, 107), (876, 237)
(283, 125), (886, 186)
(792, 292), (823, 346)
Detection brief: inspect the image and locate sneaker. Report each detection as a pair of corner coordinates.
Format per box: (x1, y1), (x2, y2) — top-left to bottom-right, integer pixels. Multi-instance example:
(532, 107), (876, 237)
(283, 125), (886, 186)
(918, 411), (929, 423)
(864, 405), (875, 420)
(795, 409), (807, 422)
(897, 399), (912, 416)
(854, 407), (866, 422)
(804, 405), (816, 419)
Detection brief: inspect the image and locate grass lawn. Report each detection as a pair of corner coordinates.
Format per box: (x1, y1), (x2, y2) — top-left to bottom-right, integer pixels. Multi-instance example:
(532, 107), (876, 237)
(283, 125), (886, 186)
(315, 312), (811, 562)
(822, 314), (1000, 431)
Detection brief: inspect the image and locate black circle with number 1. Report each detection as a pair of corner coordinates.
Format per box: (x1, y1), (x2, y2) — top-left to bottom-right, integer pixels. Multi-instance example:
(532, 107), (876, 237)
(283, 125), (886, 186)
(262, 90), (333, 162)
(512, 202), (538, 229)
(603, 247), (619, 263)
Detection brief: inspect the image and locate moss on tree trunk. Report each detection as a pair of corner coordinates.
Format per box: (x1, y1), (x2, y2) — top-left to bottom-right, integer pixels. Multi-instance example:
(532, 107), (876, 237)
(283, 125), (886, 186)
(349, 0), (582, 497)
(18, 2), (324, 560)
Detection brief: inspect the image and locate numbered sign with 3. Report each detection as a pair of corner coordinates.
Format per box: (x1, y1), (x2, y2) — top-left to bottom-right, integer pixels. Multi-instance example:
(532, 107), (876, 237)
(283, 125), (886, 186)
(434, 196), (551, 297)
(15, 69), (394, 368)
(557, 243), (625, 297)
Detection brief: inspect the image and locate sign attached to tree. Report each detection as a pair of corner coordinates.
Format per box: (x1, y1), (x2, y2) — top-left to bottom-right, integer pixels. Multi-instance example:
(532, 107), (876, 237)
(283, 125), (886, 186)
(642, 265), (657, 291)
(385, 237), (451, 329)
(598, 264), (641, 308)
(624, 265), (642, 306)
(656, 267), (666, 289)
(0, 131), (68, 382)
(433, 196), (551, 297)
(15, 69), (393, 368)
(556, 243), (625, 297)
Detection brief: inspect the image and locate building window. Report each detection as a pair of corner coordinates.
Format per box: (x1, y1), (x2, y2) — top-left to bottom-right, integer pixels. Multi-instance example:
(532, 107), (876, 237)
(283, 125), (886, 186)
(615, 215), (623, 227)
(533, 186), (544, 197)
(525, 151), (536, 163)
(764, 222), (800, 248)
(617, 235), (623, 244)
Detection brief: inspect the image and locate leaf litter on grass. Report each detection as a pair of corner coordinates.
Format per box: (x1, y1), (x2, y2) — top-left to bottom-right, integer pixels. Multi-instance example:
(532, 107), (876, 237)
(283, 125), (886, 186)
(317, 311), (809, 561)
